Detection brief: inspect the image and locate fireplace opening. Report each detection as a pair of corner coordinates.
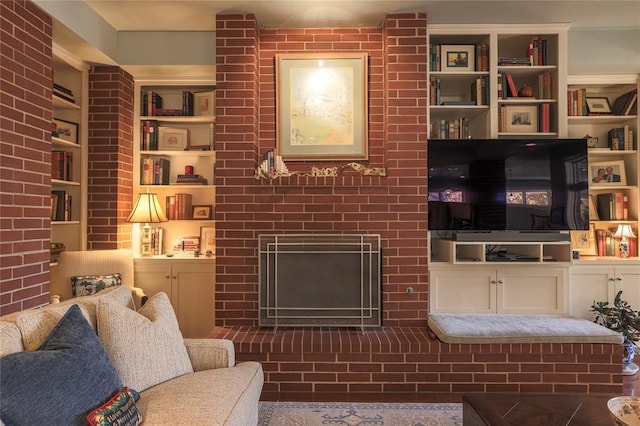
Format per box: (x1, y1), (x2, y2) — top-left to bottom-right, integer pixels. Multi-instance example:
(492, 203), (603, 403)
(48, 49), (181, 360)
(259, 234), (381, 329)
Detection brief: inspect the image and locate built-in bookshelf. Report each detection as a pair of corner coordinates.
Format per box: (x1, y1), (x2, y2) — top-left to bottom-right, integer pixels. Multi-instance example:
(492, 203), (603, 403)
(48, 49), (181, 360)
(133, 78), (216, 258)
(427, 24), (568, 139)
(51, 45), (88, 252)
(567, 74), (639, 259)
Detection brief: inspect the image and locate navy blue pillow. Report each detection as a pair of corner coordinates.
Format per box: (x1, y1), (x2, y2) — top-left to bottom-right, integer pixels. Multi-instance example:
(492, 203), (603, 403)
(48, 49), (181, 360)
(0, 304), (123, 426)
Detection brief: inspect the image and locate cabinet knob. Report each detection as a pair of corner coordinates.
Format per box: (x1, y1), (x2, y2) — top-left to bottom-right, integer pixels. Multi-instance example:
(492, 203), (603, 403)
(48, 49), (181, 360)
(172, 276), (177, 279)
(608, 278), (616, 282)
(165, 275), (170, 279)
(491, 280), (497, 284)
(615, 277), (622, 281)
(498, 280), (504, 284)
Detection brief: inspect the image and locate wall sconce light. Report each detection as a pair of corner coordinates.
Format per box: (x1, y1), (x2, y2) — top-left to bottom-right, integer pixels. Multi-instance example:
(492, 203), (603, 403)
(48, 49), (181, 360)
(126, 190), (168, 256)
(614, 224), (636, 258)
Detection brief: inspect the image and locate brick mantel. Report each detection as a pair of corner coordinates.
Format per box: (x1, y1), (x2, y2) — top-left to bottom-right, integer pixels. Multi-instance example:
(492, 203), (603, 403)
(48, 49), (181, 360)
(214, 12), (429, 328)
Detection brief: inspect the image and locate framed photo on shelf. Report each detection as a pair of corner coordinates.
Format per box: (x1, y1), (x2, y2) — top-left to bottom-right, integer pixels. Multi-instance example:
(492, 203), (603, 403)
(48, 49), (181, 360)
(192, 205), (212, 220)
(586, 97), (612, 114)
(53, 118), (79, 143)
(570, 223), (596, 255)
(158, 127), (188, 150)
(199, 226), (215, 254)
(501, 105), (538, 133)
(589, 160), (626, 185)
(194, 91), (215, 116)
(440, 44), (475, 72)
(276, 52), (368, 160)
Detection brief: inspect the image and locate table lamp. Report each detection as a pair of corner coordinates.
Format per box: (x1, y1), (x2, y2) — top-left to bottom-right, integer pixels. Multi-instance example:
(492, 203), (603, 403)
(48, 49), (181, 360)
(614, 224), (636, 258)
(127, 190), (168, 256)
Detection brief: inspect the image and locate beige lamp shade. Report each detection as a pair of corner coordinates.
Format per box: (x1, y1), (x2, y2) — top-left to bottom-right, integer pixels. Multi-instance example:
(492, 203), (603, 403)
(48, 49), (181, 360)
(614, 224), (636, 239)
(126, 192), (168, 224)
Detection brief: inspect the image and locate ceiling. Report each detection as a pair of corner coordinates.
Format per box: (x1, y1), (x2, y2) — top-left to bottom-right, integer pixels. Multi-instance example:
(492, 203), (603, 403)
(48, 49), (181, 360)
(84, 0), (640, 32)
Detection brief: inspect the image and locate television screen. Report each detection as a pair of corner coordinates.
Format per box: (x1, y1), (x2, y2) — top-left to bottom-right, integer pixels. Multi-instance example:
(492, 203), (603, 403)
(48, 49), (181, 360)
(428, 138), (589, 231)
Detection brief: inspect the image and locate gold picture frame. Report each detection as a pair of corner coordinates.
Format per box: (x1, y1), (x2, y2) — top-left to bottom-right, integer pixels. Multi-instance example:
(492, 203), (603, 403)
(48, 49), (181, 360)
(276, 52), (368, 161)
(192, 205), (212, 220)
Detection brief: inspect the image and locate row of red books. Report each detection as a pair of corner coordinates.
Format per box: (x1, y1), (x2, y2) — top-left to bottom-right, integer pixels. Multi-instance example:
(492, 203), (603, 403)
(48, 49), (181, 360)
(595, 228), (638, 257)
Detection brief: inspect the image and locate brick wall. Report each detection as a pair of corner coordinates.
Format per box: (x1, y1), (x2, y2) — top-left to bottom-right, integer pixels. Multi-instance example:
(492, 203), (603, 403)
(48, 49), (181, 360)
(87, 66), (135, 249)
(215, 13), (429, 328)
(0, 0), (53, 315)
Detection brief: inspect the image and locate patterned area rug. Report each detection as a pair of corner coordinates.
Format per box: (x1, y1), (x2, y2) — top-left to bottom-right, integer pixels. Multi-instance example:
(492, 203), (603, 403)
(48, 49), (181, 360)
(258, 401), (463, 425)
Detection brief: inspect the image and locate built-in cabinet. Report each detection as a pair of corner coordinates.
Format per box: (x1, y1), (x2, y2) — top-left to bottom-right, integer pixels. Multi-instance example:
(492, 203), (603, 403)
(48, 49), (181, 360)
(429, 240), (569, 314)
(51, 45), (88, 252)
(134, 258), (215, 338)
(427, 23), (568, 139)
(569, 261), (640, 320)
(133, 78), (216, 257)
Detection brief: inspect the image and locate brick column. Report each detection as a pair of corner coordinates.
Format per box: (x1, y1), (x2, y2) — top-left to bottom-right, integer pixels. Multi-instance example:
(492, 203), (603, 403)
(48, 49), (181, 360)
(87, 66), (135, 249)
(0, 0), (54, 314)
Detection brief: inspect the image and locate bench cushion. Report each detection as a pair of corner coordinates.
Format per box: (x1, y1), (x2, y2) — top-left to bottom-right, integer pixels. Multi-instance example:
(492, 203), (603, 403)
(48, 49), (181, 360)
(428, 313), (624, 344)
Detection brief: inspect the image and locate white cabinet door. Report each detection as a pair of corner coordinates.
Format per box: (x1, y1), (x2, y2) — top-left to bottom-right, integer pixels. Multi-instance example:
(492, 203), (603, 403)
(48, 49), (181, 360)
(569, 266), (615, 320)
(498, 268), (566, 314)
(429, 269), (496, 313)
(613, 265), (640, 309)
(134, 259), (215, 338)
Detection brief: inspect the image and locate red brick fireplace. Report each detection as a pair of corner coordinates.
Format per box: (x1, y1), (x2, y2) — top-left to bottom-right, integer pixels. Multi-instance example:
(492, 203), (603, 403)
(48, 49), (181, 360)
(211, 12), (622, 397)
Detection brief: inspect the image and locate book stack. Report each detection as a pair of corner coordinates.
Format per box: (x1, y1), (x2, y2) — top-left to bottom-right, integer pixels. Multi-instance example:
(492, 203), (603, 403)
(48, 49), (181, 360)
(140, 158), (170, 185)
(476, 43), (489, 71)
(498, 72), (518, 99)
(165, 193), (192, 220)
(470, 75), (489, 105)
(537, 72), (552, 99)
(498, 57), (531, 66)
(432, 118), (471, 139)
(611, 89), (637, 116)
(258, 149), (289, 177)
(175, 174), (208, 185)
(141, 91), (163, 116)
(538, 104), (551, 133)
(51, 150), (73, 181)
(526, 37), (548, 65)
(140, 120), (159, 150)
(51, 190), (71, 221)
(150, 227), (164, 255)
(597, 192), (628, 221)
(53, 83), (75, 104)
(567, 88), (588, 116)
(607, 126), (634, 150)
(172, 236), (200, 255)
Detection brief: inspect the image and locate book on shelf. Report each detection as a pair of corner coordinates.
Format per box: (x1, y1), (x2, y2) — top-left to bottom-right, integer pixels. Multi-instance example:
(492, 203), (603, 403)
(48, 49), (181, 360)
(611, 89), (637, 116)
(432, 118), (470, 139)
(476, 43), (489, 71)
(596, 192), (628, 221)
(567, 88), (588, 116)
(608, 126), (634, 150)
(168, 193), (193, 220)
(172, 235), (200, 254)
(470, 75), (489, 105)
(429, 76), (440, 106)
(51, 190), (71, 221)
(51, 150), (73, 181)
(140, 120), (159, 150)
(150, 227), (164, 255)
(504, 73), (518, 98)
(538, 103), (551, 133)
(53, 83), (75, 103)
(527, 37), (547, 65)
(595, 226), (638, 257)
(175, 174), (208, 185)
(140, 158), (170, 185)
(141, 90), (163, 116)
(537, 72), (552, 99)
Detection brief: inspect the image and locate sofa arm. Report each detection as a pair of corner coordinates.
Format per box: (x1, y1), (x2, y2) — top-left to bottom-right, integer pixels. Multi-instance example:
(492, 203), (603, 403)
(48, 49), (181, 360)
(183, 338), (235, 371)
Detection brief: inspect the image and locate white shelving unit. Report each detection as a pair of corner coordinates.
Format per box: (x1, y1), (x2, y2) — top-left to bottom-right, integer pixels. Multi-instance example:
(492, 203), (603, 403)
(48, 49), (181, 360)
(133, 78), (217, 258)
(50, 45), (88, 252)
(567, 74), (639, 259)
(427, 23), (569, 140)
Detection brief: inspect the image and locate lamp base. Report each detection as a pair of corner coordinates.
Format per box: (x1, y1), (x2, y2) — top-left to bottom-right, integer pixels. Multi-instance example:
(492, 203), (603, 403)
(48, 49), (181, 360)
(140, 223), (153, 256)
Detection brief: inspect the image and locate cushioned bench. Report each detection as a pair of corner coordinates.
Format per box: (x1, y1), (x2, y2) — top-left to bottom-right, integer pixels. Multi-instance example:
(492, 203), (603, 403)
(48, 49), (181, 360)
(427, 313), (623, 344)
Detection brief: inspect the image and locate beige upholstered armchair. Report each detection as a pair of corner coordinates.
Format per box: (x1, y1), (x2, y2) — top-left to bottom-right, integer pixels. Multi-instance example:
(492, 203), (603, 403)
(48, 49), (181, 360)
(50, 249), (146, 308)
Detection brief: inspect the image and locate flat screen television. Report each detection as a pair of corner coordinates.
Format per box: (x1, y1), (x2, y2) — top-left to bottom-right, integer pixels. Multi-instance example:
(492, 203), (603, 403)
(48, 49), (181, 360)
(428, 138), (589, 232)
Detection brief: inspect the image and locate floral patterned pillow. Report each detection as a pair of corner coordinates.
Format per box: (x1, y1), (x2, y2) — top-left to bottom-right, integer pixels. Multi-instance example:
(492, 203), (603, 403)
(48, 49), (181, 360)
(71, 273), (122, 298)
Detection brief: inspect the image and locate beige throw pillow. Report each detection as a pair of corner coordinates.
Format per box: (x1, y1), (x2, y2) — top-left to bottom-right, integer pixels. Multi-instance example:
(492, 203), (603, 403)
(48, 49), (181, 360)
(97, 292), (193, 392)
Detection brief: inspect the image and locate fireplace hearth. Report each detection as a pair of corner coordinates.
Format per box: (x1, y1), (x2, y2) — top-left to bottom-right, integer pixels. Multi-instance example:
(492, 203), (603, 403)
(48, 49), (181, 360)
(259, 234), (381, 330)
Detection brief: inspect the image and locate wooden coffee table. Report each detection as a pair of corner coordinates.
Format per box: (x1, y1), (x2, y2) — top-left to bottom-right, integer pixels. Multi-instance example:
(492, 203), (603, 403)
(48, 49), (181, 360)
(463, 393), (616, 425)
